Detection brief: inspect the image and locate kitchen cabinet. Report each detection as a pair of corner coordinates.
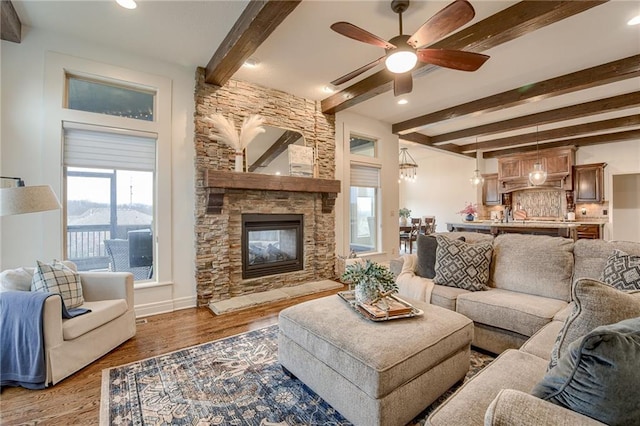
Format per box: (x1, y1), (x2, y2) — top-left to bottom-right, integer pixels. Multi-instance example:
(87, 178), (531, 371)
(482, 173), (500, 205)
(574, 163), (606, 203)
(576, 224), (601, 239)
(497, 147), (575, 192)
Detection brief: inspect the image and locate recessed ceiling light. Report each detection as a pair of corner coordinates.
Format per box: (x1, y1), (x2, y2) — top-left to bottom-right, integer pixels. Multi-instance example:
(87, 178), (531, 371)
(322, 85), (336, 94)
(628, 15), (640, 26)
(243, 58), (260, 68)
(116, 0), (137, 10)
(397, 99), (408, 105)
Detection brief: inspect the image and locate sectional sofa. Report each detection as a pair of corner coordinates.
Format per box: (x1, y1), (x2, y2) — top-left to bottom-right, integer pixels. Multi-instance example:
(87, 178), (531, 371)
(390, 233), (640, 425)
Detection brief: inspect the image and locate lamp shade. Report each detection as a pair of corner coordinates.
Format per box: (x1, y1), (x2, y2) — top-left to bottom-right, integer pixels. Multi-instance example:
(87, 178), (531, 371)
(0, 185), (61, 216)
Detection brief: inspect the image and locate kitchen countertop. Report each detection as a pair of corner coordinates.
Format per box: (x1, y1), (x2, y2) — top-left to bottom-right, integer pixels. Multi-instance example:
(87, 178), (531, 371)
(456, 220), (606, 228)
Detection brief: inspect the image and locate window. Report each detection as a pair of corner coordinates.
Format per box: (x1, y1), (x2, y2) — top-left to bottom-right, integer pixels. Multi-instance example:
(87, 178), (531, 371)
(67, 76), (154, 121)
(350, 164), (380, 253)
(350, 135), (376, 157)
(64, 125), (156, 281)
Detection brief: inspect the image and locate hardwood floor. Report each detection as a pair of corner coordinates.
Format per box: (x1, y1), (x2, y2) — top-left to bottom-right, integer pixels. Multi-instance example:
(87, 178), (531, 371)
(0, 287), (344, 425)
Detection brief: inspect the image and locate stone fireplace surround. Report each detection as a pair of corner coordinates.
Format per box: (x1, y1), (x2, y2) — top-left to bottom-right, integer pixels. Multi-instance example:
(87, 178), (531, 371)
(194, 69), (339, 307)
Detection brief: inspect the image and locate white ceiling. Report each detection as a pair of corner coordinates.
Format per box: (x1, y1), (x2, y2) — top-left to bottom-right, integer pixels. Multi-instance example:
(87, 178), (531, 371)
(12, 0), (640, 152)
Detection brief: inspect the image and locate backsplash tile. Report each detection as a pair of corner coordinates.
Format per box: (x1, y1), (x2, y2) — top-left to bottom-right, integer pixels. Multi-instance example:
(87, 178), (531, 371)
(513, 190), (563, 219)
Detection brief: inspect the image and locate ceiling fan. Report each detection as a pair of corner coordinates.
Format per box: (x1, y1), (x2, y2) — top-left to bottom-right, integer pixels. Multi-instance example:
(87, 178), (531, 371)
(330, 0), (490, 96)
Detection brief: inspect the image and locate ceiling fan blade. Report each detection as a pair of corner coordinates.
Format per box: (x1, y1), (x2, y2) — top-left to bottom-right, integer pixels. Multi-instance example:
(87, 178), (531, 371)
(331, 56), (386, 86)
(417, 49), (489, 71)
(407, 0), (475, 48)
(331, 22), (396, 50)
(394, 73), (413, 96)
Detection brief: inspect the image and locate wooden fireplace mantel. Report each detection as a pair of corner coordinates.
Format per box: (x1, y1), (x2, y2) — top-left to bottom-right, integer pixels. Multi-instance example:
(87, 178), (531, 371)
(203, 169), (341, 214)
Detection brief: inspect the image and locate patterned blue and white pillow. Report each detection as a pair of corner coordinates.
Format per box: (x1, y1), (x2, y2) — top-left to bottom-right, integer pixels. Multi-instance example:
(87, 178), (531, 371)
(31, 260), (84, 308)
(433, 235), (492, 291)
(601, 249), (640, 291)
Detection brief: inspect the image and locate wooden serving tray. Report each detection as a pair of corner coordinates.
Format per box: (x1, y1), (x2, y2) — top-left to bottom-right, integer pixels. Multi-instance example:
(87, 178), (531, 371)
(337, 290), (424, 322)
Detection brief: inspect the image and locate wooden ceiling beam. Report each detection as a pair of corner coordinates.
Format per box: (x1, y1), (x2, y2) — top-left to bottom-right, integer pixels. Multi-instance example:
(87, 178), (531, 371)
(482, 129), (640, 158)
(395, 54), (640, 136)
(432, 92), (640, 150)
(321, 0), (607, 115)
(205, 0), (301, 86)
(459, 115), (640, 152)
(400, 132), (473, 158)
(1, 0), (21, 43)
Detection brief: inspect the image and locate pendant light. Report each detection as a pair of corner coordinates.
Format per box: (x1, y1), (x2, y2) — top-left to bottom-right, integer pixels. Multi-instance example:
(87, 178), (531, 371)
(470, 138), (484, 186)
(529, 126), (547, 186)
(399, 147), (418, 182)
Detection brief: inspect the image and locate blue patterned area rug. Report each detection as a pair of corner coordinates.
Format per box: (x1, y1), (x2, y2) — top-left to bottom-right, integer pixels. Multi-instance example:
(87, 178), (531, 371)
(100, 325), (494, 425)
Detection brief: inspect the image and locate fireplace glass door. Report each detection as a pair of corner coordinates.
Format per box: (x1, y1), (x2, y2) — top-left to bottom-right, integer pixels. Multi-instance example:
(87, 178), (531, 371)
(242, 214), (303, 279)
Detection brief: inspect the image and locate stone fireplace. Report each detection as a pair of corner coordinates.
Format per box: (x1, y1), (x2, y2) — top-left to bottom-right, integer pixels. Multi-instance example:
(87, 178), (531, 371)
(194, 69), (339, 306)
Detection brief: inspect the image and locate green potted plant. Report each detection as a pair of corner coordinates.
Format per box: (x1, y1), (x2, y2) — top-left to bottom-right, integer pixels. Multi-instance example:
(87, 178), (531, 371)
(341, 259), (398, 304)
(399, 207), (411, 226)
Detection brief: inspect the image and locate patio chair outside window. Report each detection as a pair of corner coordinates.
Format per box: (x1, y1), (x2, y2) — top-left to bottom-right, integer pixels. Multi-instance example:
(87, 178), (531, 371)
(104, 239), (152, 280)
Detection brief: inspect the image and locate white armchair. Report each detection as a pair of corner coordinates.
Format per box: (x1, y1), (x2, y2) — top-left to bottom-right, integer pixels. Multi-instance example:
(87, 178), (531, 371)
(1, 267), (136, 386)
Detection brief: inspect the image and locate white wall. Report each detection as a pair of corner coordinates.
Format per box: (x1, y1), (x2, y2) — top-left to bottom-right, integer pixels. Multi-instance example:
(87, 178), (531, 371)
(399, 146), (478, 233)
(1, 27), (196, 315)
(335, 111), (400, 261)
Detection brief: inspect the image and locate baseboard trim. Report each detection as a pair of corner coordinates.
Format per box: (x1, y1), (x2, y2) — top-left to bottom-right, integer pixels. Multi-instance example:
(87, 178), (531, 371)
(134, 295), (197, 318)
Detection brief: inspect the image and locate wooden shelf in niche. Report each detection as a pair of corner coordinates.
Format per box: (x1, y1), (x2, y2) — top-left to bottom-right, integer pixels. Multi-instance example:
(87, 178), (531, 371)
(203, 169), (341, 214)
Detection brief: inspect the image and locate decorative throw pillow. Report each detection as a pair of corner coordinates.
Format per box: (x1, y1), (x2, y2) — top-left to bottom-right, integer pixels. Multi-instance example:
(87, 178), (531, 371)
(532, 317), (640, 425)
(31, 260), (84, 309)
(548, 278), (640, 369)
(433, 235), (492, 291)
(0, 267), (34, 292)
(416, 234), (465, 279)
(600, 249), (640, 291)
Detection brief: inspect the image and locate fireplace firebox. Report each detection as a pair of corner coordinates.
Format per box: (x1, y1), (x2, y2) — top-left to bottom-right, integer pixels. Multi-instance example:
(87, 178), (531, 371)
(242, 214), (304, 279)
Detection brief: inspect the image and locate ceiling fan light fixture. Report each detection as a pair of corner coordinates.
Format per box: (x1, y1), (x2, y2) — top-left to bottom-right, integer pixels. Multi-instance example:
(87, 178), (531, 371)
(385, 50), (418, 74)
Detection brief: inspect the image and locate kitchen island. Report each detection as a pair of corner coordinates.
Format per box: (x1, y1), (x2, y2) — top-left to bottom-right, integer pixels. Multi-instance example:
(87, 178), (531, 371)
(447, 221), (605, 240)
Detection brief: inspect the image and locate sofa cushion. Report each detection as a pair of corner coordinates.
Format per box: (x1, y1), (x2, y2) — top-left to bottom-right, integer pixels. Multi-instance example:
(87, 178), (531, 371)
(573, 239), (640, 282)
(0, 267), (33, 292)
(31, 260), (84, 309)
(431, 285), (469, 311)
(600, 249), (640, 291)
(549, 278), (640, 369)
(520, 320), (564, 361)
(434, 236), (492, 292)
(426, 349), (548, 426)
(490, 234), (574, 302)
(457, 289), (567, 337)
(416, 234), (466, 279)
(62, 299), (128, 340)
(532, 317), (640, 425)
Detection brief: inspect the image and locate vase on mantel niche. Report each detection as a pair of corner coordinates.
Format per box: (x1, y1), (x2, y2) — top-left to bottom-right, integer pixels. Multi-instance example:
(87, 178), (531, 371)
(465, 214), (475, 221)
(235, 152), (243, 172)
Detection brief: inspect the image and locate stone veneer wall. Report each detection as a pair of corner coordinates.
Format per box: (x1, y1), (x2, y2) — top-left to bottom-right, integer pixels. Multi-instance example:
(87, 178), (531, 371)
(194, 68), (336, 306)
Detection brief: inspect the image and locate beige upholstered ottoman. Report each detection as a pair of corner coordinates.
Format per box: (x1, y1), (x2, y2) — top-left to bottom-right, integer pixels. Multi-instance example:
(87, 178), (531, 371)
(278, 295), (473, 426)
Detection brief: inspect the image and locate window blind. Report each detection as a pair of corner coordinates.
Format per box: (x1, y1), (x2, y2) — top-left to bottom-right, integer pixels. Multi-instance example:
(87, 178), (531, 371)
(63, 125), (156, 171)
(350, 164), (380, 188)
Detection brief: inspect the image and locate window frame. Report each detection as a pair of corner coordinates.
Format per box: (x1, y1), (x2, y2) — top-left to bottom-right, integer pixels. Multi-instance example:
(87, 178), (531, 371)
(43, 52), (173, 288)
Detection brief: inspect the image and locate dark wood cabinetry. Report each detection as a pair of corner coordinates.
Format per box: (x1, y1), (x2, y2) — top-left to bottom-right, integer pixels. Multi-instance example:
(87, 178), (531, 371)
(576, 224), (601, 239)
(497, 147), (575, 193)
(574, 163), (606, 203)
(482, 173), (500, 205)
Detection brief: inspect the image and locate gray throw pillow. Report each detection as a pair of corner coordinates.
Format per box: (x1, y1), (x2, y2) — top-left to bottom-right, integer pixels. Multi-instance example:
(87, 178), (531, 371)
(601, 249), (640, 291)
(433, 235), (492, 292)
(548, 278), (640, 369)
(31, 260), (84, 309)
(532, 317), (640, 425)
(416, 234), (465, 279)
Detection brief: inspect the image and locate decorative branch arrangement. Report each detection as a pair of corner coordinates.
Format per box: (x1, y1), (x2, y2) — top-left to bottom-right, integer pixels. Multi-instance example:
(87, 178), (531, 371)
(205, 113), (266, 154)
